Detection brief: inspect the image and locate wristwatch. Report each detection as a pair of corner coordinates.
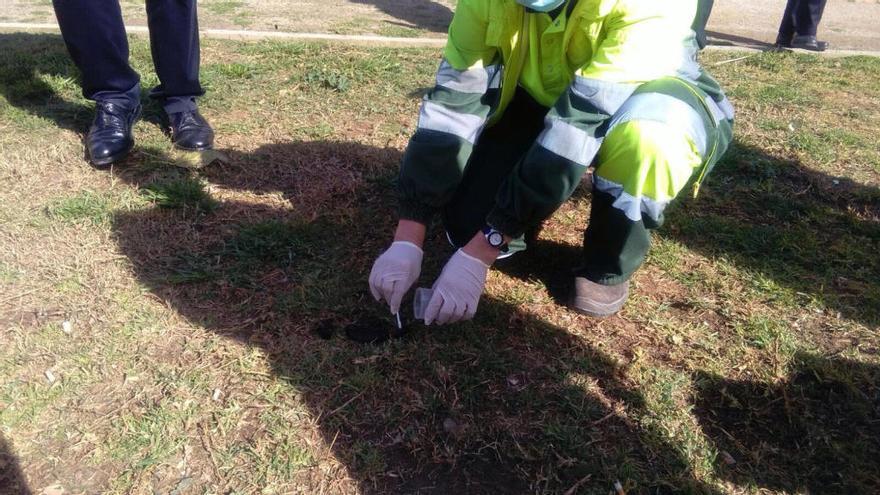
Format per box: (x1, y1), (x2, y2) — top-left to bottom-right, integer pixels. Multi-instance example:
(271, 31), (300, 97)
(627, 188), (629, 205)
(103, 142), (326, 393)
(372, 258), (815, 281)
(482, 225), (509, 253)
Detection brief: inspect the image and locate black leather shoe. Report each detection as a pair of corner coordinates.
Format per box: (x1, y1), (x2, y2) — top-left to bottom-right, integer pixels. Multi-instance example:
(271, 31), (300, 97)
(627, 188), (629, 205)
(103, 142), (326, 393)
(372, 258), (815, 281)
(87, 101), (141, 168)
(168, 110), (214, 151)
(773, 37), (792, 50)
(791, 35), (828, 52)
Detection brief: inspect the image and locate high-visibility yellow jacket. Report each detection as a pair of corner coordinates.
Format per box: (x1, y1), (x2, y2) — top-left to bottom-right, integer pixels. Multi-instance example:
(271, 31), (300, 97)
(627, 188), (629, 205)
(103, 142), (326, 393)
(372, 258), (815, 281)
(398, 0), (734, 237)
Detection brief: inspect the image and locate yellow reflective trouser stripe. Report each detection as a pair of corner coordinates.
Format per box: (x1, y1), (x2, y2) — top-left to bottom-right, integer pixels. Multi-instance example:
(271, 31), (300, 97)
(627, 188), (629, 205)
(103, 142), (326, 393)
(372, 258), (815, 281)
(595, 119), (703, 222)
(667, 78), (724, 198)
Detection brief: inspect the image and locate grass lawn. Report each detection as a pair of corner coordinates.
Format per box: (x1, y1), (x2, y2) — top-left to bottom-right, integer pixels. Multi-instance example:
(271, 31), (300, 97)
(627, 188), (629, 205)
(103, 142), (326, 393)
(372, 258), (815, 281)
(1, 32), (878, 494)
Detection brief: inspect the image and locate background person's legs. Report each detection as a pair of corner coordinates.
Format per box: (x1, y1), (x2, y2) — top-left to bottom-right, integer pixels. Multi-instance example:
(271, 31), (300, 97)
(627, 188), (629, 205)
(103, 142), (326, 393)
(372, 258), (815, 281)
(776, 0), (828, 50)
(145, 0), (204, 114)
(793, 0), (828, 37)
(776, 0), (799, 45)
(442, 88), (548, 249)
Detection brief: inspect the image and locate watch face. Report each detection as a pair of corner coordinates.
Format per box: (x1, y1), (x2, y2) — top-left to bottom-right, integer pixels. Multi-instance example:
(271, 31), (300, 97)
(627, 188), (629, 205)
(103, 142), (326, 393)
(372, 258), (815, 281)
(488, 231), (504, 247)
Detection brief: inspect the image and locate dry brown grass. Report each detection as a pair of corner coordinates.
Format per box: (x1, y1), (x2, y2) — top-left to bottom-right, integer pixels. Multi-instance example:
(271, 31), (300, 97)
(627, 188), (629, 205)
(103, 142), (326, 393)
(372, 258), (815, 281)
(1, 33), (878, 494)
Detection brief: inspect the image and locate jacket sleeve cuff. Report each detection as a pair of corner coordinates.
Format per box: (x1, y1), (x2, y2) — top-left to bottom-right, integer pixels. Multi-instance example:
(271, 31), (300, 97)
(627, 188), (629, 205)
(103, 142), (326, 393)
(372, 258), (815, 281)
(486, 206), (526, 239)
(398, 198), (436, 226)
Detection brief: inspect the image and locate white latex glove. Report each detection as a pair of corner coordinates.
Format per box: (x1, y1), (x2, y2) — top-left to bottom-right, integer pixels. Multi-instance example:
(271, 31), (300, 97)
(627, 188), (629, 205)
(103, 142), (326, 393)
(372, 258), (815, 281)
(424, 249), (489, 325)
(369, 241), (423, 314)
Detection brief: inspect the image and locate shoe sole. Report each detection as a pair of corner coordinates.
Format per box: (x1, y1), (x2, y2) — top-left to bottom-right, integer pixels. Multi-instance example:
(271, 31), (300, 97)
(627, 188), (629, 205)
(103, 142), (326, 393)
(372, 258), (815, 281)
(90, 143), (133, 169)
(569, 283), (629, 318)
(569, 298), (625, 318)
(173, 142), (214, 152)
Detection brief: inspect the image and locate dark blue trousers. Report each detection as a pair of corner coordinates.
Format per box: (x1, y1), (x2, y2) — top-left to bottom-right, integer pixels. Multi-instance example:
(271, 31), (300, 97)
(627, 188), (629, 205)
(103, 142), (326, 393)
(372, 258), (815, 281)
(777, 0), (828, 42)
(52, 0), (203, 114)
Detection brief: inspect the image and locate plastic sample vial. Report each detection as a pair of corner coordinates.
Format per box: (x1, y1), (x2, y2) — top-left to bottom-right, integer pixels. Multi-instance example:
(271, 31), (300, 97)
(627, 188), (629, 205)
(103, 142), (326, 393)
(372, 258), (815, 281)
(413, 287), (433, 321)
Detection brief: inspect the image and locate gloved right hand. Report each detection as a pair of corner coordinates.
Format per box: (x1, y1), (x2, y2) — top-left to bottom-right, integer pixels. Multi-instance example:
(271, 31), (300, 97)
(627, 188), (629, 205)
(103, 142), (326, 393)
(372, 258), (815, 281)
(423, 249), (489, 325)
(368, 241), (423, 314)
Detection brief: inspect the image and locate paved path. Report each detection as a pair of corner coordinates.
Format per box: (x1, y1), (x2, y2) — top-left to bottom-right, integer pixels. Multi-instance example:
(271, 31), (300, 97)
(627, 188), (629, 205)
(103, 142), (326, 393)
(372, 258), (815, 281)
(2, 21), (876, 58)
(708, 0), (880, 52)
(1, 0), (878, 52)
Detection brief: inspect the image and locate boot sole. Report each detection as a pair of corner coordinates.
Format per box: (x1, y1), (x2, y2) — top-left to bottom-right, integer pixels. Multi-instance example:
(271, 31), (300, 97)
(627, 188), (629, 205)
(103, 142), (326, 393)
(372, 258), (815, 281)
(569, 297), (626, 318)
(569, 279), (629, 318)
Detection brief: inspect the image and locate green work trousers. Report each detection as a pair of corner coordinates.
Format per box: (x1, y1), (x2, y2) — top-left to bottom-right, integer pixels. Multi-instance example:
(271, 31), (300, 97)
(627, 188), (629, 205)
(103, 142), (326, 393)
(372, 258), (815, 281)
(442, 82), (731, 285)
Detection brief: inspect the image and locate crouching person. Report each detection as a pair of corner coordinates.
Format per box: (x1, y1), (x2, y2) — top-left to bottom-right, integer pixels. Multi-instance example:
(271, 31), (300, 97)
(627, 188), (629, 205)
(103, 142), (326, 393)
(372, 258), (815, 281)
(369, 0), (734, 324)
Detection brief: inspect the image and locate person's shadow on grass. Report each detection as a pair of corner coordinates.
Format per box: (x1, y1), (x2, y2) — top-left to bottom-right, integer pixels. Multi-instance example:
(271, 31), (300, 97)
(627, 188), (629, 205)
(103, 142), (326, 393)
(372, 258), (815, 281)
(0, 33), (177, 148)
(350, 0), (453, 34)
(109, 137), (878, 493)
(0, 433), (31, 495)
(692, 353), (880, 494)
(0, 33), (92, 134)
(109, 139), (726, 494)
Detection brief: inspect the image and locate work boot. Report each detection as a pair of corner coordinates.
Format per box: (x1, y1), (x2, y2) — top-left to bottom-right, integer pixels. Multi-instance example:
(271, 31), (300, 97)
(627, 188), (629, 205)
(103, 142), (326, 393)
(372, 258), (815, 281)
(790, 35), (828, 52)
(87, 101), (141, 168)
(570, 277), (629, 317)
(168, 109), (214, 151)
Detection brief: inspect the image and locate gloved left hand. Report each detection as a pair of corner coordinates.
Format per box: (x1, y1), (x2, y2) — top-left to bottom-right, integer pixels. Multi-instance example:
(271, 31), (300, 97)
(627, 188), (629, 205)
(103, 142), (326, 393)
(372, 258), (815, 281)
(423, 249), (489, 325)
(368, 241), (424, 315)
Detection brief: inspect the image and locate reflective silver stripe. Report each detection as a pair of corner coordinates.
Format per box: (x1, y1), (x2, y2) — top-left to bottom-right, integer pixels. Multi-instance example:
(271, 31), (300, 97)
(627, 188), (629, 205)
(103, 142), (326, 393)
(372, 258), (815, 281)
(435, 60), (502, 93)
(488, 68), (502, 90)
(704, 95), (736, 124)
(417, 101), (485, 144)
(716, 96), (735, 120)
(677, 38), (702, 81)
(536, 118), (602, 167)
(593, 175), (669, 223)
(571, 77), (639, 115)
(608, 93), (709, 156)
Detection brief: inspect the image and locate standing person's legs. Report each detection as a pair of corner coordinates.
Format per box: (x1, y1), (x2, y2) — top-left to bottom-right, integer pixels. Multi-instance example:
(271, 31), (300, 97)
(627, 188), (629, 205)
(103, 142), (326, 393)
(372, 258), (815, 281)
(442, 88), (549, 251)
(52, 0), (140, 104)
(573, 78), (730, 316)
(144, 0), (203, 114)
(789, 0), (829, 50)
(794, 0), (828, 37)
(145, 0), (214, 150)
(814, 0), (829, 27)
(776, 0), (799, 46)
(52, 0), (142, 166)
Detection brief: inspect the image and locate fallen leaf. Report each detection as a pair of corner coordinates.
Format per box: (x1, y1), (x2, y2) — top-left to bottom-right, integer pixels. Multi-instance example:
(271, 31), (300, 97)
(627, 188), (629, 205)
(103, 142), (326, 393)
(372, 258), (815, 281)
(442, 417), (462, 435)
(169, 477), (194, 495)
(40, 484), (65, 495)
(721, 450), (737, 465)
